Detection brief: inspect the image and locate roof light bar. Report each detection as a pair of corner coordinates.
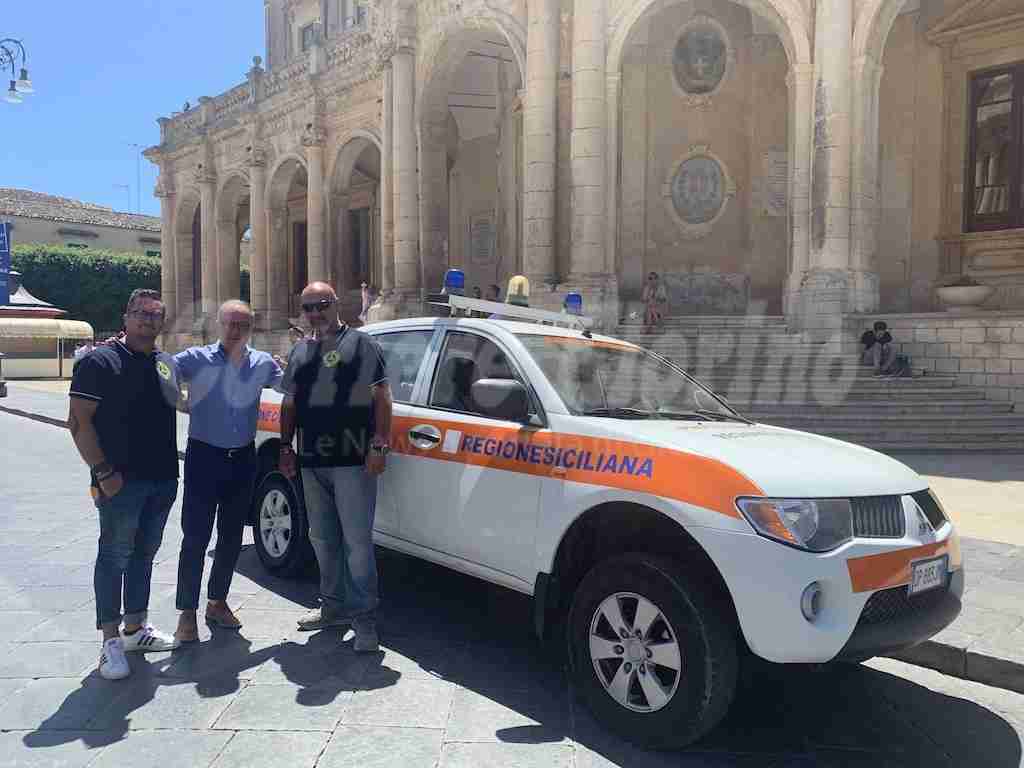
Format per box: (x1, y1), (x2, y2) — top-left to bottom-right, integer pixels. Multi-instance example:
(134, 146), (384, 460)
(426, 293), (595, 330)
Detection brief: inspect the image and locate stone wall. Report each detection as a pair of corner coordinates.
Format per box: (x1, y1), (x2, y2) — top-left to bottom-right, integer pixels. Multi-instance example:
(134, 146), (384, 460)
(846, 312), (1024, 405)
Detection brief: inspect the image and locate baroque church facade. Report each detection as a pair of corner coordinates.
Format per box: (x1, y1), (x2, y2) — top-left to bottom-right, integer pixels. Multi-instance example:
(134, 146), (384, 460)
(145, 0), (1024, 348)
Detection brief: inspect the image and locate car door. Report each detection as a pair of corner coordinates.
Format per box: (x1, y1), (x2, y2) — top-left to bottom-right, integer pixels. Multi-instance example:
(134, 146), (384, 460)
(394, 329), (545, 586)
(367, 327), (439, 537)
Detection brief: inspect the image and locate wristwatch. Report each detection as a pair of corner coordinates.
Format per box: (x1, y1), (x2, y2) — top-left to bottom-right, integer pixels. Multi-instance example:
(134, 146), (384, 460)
(91, 462), (116, 482)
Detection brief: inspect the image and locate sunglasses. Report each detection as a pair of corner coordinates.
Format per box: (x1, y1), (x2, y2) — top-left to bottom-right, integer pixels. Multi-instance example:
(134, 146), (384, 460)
(128, 310), (164, 323)
(301, 299), (335, 314)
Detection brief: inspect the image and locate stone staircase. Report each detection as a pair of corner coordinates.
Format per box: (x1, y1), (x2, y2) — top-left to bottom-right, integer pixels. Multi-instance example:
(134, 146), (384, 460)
(612, 316), (1024, 453)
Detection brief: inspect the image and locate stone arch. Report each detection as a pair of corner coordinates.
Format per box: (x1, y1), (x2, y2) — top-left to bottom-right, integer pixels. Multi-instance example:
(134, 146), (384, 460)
(173, 188), (202, 329)
(329, 132), (384, 302)
(265, 154), (309, 327)
(417, 17), (527, 298)
(852, 0), (906, 64)
(214, 171), (252, 304)
(607, 0), (811, 72)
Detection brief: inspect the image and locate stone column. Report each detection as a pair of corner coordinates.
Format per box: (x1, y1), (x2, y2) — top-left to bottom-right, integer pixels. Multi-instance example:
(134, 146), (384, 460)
(569, 0), (606, 279)
(801, 0), (853, 340)
(216, 218), (241, 303)
(156, 184), (177, 329)
(393, 46), (420, 298)
(418, 114), (449, 297)
(523, 0), (559, 284)
(849, 54), (884, 313)
(604, 72), (620, 274)
(268, 208), (290, 330)
(249, 153), (269, 329)
(305, 132), (327, 283)
(335, 194), (350, 294)
(785, 64), (813, 320)
(380, 63), (395, 293)
(199, 172), (217, 331)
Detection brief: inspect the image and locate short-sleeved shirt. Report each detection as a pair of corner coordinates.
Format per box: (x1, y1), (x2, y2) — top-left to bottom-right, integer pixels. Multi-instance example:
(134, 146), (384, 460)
(278, 326), (387, 467)
(70, 341), (180, 483)
(174, 343), (283, 449)
(861, 330), (892, 350)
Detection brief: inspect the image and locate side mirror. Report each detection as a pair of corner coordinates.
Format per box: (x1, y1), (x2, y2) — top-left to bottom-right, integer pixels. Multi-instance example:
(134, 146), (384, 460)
(471, 378), (531, 423)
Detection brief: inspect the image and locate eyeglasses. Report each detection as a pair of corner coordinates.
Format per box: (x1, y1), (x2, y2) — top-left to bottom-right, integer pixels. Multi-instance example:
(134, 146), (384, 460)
(222, 320), (253, 331)
(301, 299), (335, 314)
(128, 310), (164, 323)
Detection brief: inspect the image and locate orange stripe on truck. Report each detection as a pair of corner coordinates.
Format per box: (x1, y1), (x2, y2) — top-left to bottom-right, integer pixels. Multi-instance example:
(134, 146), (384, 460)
(389, 414), (762, 518)
(257, 402), (281, 433)
(846, 533), (962, 594)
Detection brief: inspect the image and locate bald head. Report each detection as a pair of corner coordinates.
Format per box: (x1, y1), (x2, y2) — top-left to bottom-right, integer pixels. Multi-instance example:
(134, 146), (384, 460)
(301, 282), (337, 301)
(218, 299), (254, 323)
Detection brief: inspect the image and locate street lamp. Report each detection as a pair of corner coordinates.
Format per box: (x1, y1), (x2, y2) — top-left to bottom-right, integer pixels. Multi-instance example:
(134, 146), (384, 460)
(1, 39), (34, 105)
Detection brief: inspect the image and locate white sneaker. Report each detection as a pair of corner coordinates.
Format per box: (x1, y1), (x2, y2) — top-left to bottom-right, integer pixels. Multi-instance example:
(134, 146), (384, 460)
(99, 638), (130, 680)
(121, 625), (180, 653)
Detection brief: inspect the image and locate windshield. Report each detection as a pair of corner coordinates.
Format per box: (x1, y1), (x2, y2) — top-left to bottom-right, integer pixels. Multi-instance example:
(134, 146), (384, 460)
(516, 334), (740, 420)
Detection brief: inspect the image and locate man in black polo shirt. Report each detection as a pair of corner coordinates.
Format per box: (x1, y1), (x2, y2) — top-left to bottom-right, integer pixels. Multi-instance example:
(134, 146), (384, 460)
(69, 289), (181, 680)
(278, 282), (392, 652)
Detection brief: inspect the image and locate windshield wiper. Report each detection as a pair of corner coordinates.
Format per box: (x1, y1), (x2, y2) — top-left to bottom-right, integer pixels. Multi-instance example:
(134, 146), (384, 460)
(580, 407), (653, 419)
(657, 408), (752, 424)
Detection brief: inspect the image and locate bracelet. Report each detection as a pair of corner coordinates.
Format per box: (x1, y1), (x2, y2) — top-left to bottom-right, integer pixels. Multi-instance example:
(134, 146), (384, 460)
(91, 461), (112, 479)
(95, 469), (117, 483)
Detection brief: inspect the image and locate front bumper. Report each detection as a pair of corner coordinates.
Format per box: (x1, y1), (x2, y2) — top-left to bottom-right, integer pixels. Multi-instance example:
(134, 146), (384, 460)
(836, 567), (964, 662)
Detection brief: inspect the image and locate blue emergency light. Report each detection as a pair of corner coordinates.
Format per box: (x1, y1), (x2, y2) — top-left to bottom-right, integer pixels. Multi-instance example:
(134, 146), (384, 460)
(442, 269), (465, 296)
(564, 292), (583, 316)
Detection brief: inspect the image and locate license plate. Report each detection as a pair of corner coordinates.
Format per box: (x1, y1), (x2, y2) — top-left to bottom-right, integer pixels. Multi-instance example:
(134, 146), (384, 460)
(908, 555), (948, 596)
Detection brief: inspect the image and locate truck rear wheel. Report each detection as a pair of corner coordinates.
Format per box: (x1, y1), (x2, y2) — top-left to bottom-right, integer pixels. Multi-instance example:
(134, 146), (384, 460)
(252, 472), (312, 577)
(568, 553), (737, 749)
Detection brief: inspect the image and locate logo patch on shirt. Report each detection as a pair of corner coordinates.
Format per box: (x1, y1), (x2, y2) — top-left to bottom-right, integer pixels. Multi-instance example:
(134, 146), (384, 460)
(323, 351), (341, 368)
(156, 361), (172, 380)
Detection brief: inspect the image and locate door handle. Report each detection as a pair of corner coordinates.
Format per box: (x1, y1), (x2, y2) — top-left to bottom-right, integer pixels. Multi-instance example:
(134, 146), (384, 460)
(408, 424), (442, 450)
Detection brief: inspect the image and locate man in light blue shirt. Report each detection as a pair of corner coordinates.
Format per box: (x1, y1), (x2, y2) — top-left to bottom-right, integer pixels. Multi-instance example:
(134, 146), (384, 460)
(172, 300), (283, 642)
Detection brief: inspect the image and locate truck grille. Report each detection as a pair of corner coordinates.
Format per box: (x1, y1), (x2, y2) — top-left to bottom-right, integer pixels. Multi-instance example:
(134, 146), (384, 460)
(910, 490), (947, 529)
(858, 580), (950, 626)
(851, 496), (906, 539)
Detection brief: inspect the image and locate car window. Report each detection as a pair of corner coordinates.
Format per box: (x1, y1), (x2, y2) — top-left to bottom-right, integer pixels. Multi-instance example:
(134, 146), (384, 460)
(372, 330), (434, 403)
(430, 331), (522, 416)
(516, 334), (733, 417)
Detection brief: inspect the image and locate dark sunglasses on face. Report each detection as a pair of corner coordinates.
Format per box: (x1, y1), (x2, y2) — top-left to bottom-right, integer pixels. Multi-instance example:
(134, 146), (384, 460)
(302, 299), (335, 314)
(128, 310), (164, 323)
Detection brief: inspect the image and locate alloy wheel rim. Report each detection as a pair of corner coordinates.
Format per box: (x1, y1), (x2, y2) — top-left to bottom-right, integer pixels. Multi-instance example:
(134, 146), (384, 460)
(589, 591), (683, 713)
(259, 488), (292, 558)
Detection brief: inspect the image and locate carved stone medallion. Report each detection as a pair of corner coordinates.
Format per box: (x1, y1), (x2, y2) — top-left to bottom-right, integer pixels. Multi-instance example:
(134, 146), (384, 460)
(662, 145), (736, 239)
(669, 15), (732, 108)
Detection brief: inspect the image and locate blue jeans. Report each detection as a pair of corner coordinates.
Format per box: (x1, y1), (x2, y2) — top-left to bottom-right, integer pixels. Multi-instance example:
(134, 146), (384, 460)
(301, 466), (378, 620)
(94, 478), (177, 630)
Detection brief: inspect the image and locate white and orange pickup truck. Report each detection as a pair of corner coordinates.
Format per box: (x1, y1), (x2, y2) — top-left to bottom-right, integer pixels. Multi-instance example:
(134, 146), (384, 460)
(248, 311), (963, 749)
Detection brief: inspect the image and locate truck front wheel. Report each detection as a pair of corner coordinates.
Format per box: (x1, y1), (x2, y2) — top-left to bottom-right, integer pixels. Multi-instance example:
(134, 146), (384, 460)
(568, 553), (738, 749)
(252, 472), (313, 577)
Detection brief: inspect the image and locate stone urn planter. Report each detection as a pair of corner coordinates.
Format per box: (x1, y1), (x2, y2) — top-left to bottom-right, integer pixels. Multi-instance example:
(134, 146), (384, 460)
(936, 278), (994, 313)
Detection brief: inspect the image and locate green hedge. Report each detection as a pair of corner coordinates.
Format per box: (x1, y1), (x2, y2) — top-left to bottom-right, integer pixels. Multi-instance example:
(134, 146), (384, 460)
(10, 244), (250, 333)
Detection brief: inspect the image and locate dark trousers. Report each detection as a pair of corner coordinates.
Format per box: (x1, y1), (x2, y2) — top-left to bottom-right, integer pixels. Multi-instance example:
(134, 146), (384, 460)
(175, 439), (256, 611)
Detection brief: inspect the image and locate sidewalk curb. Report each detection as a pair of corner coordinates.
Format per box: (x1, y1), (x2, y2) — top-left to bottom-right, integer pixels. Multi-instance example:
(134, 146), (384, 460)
(891, 642), (1024, 695)
(4, 399), (1024, 696)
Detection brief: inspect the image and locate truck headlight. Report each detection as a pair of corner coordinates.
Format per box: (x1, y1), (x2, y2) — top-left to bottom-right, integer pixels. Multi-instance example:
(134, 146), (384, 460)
(736, 498), (853, 552)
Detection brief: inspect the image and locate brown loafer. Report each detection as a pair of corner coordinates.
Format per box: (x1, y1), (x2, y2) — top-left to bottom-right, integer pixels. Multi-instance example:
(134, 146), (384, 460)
(205, 604), (242, 629)
(175, 612), (199, 643)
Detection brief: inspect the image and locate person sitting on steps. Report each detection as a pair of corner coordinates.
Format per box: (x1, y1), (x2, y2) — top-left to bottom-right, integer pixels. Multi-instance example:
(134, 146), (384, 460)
(861, 320), (897, 376)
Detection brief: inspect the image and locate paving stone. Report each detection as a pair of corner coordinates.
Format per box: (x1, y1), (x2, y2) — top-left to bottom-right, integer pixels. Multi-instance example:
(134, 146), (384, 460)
(342, 677), (454, 729)
(244, 638), (370, 688)
(945, 603), (1024, 639)
(87, 675), (238, 730)
(88, 729), (233, 768)
(209, 730), (330, 768)
(0, 563), (95, 587)
(18, 611), (105, 643)
(4, 611), (59, 641)
(234, 587), (317, 611)
(230, 608), (312, 639)
(0, 586), (95, 612)
(318, 726), (443, 768)
(0, 731), (103, 768)
(0, 676), (129, 731)
(962, 574), (1024, 613)
(988, 557), (1024, 585)
(213, 681), (352, 731)
(445, 685), (571, 743)
(160, 632), (285, 682)
(0, 642), (99, 678)
(439, 742), (573, 768)
(361, 637), (467, 685)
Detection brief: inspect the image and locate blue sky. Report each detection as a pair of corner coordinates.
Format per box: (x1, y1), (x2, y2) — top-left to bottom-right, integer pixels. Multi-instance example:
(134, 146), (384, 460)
(2, 2), (264, 218)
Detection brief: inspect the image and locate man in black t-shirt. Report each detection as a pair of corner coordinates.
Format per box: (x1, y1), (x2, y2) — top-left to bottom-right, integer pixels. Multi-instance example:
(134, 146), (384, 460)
(69, 289), (181, 680)
(278, 282), (392, 652)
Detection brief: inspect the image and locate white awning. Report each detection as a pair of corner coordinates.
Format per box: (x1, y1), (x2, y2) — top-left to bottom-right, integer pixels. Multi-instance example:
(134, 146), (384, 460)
(0, 318), (95, 340)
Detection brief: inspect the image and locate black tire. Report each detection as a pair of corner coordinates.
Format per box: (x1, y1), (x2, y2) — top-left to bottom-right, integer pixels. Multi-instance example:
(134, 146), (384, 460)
(568, 553), (738, 750)
(251, 471), (313, 577)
